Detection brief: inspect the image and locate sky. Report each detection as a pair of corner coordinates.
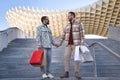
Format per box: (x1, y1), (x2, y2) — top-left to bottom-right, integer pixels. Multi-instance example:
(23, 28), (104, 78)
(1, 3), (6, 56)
(0, 0), (98, 31)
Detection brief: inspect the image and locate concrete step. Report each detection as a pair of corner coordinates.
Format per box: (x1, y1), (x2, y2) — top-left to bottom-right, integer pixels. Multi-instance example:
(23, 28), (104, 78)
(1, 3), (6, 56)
(0, 38), (120, 79)
(0, 77), (119, 80)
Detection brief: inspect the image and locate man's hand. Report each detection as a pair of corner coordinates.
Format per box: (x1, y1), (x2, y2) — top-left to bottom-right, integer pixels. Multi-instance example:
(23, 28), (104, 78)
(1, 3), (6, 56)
(80, 42), (84, 45)
(38, 45), (42, 50)
(54, 43), (60, 48)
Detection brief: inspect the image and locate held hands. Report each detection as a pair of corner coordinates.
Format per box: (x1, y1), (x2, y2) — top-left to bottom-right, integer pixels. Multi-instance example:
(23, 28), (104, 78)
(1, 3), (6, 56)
(54, 43), (61, 48)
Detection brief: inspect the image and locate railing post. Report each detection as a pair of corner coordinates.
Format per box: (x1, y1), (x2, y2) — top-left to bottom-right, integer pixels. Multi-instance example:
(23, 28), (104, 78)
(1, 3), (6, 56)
(91, 46), (97, 78)
(89, 42), (120, 78)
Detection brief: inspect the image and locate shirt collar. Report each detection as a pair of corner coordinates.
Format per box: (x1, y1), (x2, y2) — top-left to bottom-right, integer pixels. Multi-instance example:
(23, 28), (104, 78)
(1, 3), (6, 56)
(42, 24), (48, 28)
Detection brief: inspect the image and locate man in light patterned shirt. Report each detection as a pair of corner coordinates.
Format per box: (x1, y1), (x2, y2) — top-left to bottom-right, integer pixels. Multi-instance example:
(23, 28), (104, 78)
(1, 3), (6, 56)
(36, 16), (58, 79)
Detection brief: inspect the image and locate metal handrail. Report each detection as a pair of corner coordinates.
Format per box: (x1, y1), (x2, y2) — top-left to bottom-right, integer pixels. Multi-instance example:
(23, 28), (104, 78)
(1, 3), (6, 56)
(88, 42), (120, 78)
(89, 42), (120, 60)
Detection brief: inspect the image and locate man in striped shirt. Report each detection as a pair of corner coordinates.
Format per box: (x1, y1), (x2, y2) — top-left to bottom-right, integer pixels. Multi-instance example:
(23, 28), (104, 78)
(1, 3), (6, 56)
(59, 12), (85, 79)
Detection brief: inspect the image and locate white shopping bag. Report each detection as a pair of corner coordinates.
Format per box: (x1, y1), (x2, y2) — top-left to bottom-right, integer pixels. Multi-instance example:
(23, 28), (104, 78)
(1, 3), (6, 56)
(74, 46), (81, 61)
(80, 45), (90, 53)
(74, 45), (94, 63)
(80, 45), (94, 63)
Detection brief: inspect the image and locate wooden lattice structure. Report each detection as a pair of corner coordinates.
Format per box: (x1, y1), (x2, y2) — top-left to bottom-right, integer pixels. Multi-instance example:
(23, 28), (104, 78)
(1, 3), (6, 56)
(6, 0), (120, 38)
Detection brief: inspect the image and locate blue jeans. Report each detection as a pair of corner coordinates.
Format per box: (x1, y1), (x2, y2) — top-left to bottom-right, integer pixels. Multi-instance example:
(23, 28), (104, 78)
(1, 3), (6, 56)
(40, 48), (52, 74)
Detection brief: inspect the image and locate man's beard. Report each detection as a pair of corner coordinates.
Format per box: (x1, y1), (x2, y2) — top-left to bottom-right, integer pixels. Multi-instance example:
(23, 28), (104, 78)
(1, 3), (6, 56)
(46, 22), (49, 25)
(68, 18), (72, 22)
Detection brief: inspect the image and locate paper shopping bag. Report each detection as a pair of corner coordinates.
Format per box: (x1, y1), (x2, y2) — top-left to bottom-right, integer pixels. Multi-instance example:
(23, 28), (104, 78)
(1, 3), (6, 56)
(79, 45), (94, 63)
(29, 50), (44, 66)
(74, 46), (81, 61)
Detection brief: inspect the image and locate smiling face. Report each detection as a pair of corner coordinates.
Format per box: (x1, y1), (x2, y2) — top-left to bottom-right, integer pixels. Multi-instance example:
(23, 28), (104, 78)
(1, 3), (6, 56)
(41, 16), (49, 25)
(42, 17), (49, 25)
(67, 12), (75, 22)
(44, 17), (49, 25)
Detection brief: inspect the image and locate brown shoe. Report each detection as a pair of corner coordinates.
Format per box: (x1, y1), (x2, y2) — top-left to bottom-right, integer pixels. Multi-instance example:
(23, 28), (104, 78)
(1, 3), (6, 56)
(75, 72), (82, 80)
(60, 72), (69, 78)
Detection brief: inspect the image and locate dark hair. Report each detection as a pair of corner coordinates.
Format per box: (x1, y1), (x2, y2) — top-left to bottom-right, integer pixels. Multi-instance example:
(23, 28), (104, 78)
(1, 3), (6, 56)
(68, 12), (76, 17)
(41, 16), (48, 23)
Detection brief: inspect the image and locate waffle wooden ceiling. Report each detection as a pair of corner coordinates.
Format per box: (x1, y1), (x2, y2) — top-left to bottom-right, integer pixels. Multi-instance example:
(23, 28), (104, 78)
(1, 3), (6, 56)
(6, 0), (120, 38)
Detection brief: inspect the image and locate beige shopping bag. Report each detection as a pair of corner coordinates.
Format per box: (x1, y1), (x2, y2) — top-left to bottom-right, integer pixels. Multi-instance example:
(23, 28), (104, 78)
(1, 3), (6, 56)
(40, 49), (47, 66)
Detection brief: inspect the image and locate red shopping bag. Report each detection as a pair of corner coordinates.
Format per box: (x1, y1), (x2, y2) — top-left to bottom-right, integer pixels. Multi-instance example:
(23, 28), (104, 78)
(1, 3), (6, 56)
(29, 50), (44, 66)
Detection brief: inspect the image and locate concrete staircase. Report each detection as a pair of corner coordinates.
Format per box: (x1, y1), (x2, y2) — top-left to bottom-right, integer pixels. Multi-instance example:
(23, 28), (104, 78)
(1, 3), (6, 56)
(0, 38), (120, 80)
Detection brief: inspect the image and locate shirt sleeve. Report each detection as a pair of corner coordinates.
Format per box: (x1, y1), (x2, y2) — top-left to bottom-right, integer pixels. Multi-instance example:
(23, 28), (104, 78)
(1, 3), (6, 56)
(80, 22), (85, 43)
(51, 36), (56, 46)
(36, 27), (42, 45)
(60, 26), (66, 45)
(51, 31), (55, 45)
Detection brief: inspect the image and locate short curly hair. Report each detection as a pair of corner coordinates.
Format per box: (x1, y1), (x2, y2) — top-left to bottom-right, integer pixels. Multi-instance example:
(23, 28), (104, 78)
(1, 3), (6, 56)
(41, 16), (48, 23)
(68, 12), (76, 18)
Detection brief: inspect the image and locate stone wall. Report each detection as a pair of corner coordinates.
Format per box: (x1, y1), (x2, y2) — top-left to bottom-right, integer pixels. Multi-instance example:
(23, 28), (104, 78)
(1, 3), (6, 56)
(0, 27), (26, 51)
(108, 26), (120, 41)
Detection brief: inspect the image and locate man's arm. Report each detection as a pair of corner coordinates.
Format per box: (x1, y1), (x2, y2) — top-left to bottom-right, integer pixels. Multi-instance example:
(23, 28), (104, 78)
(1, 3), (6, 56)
(59, 26), (66, 46)
(51, 35), (57, 46)
(36, 27), (42, 49)
(80, 22), (85, 45)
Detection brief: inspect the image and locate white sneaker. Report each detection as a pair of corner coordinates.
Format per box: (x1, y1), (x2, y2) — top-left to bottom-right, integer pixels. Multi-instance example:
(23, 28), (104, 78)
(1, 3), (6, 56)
(47, 73), (54, 79)
(42, 73), (48, 79)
